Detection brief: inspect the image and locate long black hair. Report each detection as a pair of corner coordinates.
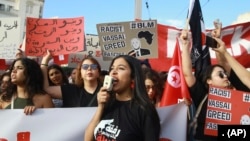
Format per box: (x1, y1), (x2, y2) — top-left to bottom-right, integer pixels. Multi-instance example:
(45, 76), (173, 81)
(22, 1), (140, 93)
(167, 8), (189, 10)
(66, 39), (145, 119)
(2, 58), (46, 103)
(202, 64), (227, 91)
(108, 55), (160, 127)
(47, 64), (69, 86)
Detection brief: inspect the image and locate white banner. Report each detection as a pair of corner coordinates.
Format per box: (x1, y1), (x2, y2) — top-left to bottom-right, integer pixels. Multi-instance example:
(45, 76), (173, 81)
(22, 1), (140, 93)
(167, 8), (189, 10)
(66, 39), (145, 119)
(0, 17), (21, 59)
(0, 102), (187, 141)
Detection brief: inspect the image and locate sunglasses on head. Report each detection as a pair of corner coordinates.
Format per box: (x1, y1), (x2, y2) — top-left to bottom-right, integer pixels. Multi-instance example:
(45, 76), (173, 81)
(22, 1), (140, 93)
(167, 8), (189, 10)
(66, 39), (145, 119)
(218, 71), (227, 79)
(82, 64), (98, 70)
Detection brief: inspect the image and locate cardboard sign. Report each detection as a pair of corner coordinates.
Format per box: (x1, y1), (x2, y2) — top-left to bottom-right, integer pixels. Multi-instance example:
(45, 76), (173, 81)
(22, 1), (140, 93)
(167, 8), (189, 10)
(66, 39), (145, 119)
(204, 86), (250, 136)
(0, 17), (21, 59)
(25, 17), (84, 56)
(97, 20), (158, 60)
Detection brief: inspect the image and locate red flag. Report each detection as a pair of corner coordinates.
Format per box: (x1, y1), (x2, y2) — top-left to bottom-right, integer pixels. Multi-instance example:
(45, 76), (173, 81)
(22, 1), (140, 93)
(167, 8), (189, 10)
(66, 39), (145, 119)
(160, 39), (191, 106)
(150, 22), (250, 72)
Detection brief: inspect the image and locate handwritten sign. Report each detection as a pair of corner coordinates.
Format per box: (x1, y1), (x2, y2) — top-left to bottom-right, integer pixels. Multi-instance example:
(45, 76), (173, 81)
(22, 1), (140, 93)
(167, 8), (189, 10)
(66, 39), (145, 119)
(25, 17), (84, 56)
(0, 17), (21, 59)
(85, 34), (100, 50)
(97, 20), (158, 60)
(204, 86), (250, 136)
(68, 34), (111, 70)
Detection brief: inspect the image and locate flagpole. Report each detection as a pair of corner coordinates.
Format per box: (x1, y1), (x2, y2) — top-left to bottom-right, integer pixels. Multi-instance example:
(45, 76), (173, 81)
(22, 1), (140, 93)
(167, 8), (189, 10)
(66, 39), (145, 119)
(184, 18), (191, 120)
(134, 0), (142, 20)
(185, 19), (190, 30)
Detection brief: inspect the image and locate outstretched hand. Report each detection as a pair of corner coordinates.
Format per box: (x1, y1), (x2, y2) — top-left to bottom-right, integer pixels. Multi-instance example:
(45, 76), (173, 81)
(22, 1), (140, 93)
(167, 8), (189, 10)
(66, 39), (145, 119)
(211, 19), (222, 38)
(45, 50), (53, 60)
(212, 37), (227, 54)
(15, 49), (25, 59)
(41, 50), (53, 64)
(180, 29), (190, 47)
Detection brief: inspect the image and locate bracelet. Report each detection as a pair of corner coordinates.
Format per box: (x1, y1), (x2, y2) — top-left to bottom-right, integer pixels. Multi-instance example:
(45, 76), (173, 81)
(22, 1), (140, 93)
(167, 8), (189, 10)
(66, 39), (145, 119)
(41, 64), (48, 66)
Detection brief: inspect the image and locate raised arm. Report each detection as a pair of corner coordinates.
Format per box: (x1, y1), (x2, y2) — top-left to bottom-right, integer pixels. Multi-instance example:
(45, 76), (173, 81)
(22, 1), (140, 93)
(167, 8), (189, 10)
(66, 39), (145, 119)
(213, 38), (250, 89)
(180, 29), (196, 87)
(212, 20), (232, 74)
(40, 50), (63, 99)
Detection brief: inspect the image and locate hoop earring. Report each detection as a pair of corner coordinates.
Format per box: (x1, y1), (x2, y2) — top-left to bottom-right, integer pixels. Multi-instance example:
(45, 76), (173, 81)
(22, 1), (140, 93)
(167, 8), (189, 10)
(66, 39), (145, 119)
(130, 81), (134, 89)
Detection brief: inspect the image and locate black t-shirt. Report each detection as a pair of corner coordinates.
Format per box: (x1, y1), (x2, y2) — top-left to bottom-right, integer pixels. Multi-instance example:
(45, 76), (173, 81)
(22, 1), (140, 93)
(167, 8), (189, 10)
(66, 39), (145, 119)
(94, 100), (160, 141)
(61, 83), (101, 107)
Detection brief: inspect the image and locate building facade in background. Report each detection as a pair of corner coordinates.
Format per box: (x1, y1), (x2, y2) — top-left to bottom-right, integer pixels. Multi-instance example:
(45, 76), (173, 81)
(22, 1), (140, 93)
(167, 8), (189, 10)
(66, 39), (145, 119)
(0, 0), (45, 41)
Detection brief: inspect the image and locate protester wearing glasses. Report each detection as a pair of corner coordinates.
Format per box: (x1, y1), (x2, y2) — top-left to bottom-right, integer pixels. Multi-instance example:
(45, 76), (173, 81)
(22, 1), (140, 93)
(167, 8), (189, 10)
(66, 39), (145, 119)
(181, 20), (250, 140)
(142, 67), (163, 107)
(209, 21), (249, 91)
(213, 37), (250, 91)
(84, 55), (160, 141)
(41, 50), (102, 107)
(180, 26), (231, 140)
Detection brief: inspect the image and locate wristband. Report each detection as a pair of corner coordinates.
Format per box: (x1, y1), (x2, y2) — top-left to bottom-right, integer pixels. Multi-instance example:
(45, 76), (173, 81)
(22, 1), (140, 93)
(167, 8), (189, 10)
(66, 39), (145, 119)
(41, 64), (48, 66)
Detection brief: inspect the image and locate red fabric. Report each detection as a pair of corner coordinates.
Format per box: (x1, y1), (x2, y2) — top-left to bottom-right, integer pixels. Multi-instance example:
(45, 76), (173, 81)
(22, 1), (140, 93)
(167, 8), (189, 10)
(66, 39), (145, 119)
(149, 24), (180, 72)
(150, 22), (250, 72)
(160, 39), (191, 106)
(0, 59), (8, 70)
(53, 54), (69, 65)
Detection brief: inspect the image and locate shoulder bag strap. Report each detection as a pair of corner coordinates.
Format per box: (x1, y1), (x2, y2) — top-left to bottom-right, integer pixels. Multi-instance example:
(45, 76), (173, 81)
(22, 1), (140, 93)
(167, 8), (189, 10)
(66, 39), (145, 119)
(189, 94), (208, 135)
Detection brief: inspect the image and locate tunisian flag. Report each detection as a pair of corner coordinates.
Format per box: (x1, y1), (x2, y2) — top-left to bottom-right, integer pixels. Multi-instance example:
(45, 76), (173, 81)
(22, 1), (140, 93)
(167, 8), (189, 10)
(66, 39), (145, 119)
(160, 39), (191, 106)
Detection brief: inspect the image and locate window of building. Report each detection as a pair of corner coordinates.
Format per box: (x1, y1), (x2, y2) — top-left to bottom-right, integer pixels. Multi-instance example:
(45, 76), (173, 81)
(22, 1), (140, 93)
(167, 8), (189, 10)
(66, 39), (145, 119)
(0, 4), (5, 11)
(6, 5), (13, 12)
(26, 5), (33, 14)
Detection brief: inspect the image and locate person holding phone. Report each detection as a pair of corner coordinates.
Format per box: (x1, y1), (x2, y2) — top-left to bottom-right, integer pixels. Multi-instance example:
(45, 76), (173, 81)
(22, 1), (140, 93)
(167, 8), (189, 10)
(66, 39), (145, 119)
(213, 37), (250, 91)
(181, 20), (250, 140)
(181, 27), (233, 140)
(84, 55), (160, 141)
(211, 20), (250, 91)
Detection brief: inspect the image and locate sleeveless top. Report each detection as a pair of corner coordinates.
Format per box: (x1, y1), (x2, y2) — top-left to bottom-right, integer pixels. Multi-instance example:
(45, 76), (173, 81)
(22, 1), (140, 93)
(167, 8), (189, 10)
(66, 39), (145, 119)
(5, 97), (32, 109)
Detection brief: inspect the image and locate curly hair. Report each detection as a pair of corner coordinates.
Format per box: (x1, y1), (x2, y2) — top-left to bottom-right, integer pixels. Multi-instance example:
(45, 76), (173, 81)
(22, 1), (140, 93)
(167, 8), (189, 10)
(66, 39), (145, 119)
(2, 58), (46, 103)
(0, 71), (11, 94)
(142, 68), (163, 104)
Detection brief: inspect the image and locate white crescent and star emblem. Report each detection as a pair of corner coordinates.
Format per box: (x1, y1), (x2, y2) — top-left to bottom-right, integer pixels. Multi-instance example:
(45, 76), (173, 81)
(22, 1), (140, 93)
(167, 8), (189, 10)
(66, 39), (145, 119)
(167, 66), (181, 88)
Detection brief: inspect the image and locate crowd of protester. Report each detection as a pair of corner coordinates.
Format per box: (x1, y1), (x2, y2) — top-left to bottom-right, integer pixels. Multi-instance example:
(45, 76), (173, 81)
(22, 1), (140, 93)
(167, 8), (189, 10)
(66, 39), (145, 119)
(1, 20), (250, 141)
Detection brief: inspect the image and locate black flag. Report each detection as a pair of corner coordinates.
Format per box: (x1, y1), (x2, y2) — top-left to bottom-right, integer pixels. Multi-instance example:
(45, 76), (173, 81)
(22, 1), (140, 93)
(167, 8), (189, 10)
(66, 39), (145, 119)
(188, 0), (211, 79)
